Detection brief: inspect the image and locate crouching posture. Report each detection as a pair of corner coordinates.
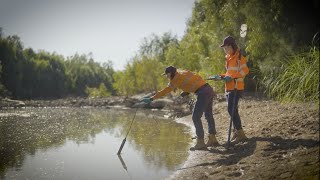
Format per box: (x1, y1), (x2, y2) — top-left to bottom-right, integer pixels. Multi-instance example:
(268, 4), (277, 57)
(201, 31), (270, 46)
(143, 66), (219, 150)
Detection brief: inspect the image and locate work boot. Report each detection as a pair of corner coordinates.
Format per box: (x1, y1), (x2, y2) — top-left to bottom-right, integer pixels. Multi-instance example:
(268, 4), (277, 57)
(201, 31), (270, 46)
(231, 129), (248, 144)
(190, 138), (207, 151)
(206, 134), (219, 147)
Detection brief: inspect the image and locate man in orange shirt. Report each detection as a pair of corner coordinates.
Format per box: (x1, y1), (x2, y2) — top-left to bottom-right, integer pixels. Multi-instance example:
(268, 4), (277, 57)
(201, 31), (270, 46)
(143, 66), (219, 150)
(211, 36), (249, 144)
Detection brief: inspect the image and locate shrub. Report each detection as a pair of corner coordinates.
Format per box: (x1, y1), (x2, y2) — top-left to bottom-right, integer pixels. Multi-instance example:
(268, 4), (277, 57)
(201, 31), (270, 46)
(265, 47), (319, 103)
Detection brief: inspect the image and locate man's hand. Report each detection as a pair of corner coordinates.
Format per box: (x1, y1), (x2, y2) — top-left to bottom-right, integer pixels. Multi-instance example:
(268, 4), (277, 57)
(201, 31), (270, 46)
(224, 76), (232, 82)
(142, 97), (153, 104)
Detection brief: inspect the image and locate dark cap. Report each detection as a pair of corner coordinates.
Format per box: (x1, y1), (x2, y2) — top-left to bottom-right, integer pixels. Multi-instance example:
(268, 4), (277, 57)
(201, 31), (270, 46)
(220, 36), (236, 47)
(162, 66), (177, 75)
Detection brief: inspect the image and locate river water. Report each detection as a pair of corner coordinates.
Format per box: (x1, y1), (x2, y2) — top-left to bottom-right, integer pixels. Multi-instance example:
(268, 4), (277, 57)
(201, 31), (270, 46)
(0, 107), (192, 180)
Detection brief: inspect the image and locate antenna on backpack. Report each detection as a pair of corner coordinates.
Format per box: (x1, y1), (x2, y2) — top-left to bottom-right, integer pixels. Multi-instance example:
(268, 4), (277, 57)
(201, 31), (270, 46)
(240, 24), (247, 56)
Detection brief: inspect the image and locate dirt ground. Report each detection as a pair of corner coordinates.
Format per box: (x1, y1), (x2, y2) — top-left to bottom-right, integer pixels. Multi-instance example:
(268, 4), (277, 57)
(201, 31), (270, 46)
(168, 95), (319, 180)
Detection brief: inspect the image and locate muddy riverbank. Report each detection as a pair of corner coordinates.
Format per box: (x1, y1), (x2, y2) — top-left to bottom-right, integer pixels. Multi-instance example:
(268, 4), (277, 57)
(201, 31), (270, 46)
(0, 94), (194, 118)
(168, 95), (319, 180)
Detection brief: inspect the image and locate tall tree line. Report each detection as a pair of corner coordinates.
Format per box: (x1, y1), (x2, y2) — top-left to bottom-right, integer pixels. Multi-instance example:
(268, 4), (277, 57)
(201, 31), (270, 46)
(0, 29), (115, 99)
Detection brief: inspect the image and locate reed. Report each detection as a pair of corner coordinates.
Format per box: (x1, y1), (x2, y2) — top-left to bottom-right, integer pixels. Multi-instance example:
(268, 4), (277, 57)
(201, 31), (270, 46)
(265, 47), (319, 104)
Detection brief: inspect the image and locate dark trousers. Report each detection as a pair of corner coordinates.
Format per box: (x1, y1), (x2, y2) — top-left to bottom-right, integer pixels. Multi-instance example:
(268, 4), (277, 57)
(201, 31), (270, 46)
(192, 85), (216, 139)
(226, 90), (243, 130)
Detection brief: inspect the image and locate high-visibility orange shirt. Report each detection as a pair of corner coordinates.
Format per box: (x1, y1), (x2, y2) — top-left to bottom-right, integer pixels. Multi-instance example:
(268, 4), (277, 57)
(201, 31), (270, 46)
(152, 70), (206, 100)
(220, 49), (249, 91)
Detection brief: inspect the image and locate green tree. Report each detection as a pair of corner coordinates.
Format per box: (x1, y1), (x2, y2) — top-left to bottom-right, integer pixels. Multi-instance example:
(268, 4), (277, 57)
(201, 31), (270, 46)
(113, 32), (178, 96)
(0, 31), (115, 98)
(113, 62), (138, 96)
(86, 83), (111, 97)
(0, 35), (25, 97)
(65, 54), (115, 96)
(139, 32), (178, 62)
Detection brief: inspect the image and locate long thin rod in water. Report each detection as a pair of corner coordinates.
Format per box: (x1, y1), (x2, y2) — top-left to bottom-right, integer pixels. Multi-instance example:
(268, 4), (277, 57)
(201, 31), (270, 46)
(117, 107), (139, 155)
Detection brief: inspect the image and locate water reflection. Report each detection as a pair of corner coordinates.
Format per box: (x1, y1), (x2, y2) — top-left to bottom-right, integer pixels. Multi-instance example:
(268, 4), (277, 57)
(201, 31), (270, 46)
(0, 108), (191, 179)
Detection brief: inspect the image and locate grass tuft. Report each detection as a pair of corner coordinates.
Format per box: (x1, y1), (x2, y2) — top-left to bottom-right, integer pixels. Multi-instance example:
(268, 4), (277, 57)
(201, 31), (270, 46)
(265, 47), (319, 104)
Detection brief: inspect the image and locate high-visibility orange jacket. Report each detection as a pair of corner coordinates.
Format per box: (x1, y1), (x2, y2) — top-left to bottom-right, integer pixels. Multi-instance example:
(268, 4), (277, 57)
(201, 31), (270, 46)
(152, 70), (206, 100)
(220, 49), (249, 91)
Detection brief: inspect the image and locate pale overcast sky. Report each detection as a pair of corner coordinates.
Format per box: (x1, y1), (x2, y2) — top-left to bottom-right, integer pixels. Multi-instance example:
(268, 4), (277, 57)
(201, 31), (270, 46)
(0, 0), (195, 70)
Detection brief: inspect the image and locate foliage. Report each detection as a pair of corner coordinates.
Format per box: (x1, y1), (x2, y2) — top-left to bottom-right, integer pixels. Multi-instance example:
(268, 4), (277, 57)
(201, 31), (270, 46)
(113, 56), (166, 96)
(139, 32), (179, 62)
(115, 0), (319, 100)
(264, 47), (319, 103)
(85, 83), (111, 97)
(113, 32), (177, 96)
(0, 34), (115, 99)
(64, 54), (114, 96)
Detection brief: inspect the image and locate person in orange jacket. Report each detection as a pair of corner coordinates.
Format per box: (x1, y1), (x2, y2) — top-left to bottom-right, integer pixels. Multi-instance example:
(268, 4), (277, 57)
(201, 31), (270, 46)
(210, 36), (249, 144)
(143, 66), (219, 150)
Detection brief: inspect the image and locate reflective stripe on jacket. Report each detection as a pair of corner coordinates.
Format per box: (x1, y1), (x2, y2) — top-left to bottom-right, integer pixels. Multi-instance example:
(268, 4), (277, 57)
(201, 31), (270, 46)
(152, 70), (206, 100)
(220, 49), (249, 91)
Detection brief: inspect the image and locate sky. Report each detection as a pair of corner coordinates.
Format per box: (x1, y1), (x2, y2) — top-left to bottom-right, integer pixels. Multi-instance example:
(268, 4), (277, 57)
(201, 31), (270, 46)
(0, 0), (195, 70)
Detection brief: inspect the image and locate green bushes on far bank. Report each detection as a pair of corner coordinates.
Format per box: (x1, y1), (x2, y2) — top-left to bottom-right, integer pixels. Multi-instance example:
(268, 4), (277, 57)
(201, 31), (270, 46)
(86, 83), (111, 98)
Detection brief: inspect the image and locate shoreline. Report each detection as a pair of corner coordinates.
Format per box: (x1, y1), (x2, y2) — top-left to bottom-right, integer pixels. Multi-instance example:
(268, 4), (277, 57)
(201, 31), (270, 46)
(0, 95), (194, 119)
(168, 115), (196, 180)
(165, 96), (319, 180)
(1, 95), (319, 179)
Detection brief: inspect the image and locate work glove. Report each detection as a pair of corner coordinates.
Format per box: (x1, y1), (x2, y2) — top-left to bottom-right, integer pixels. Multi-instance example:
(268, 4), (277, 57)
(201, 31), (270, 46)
(224, 76), (232, 82)
(142, 97), (153, 104)
(180, 92), (190, 98)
